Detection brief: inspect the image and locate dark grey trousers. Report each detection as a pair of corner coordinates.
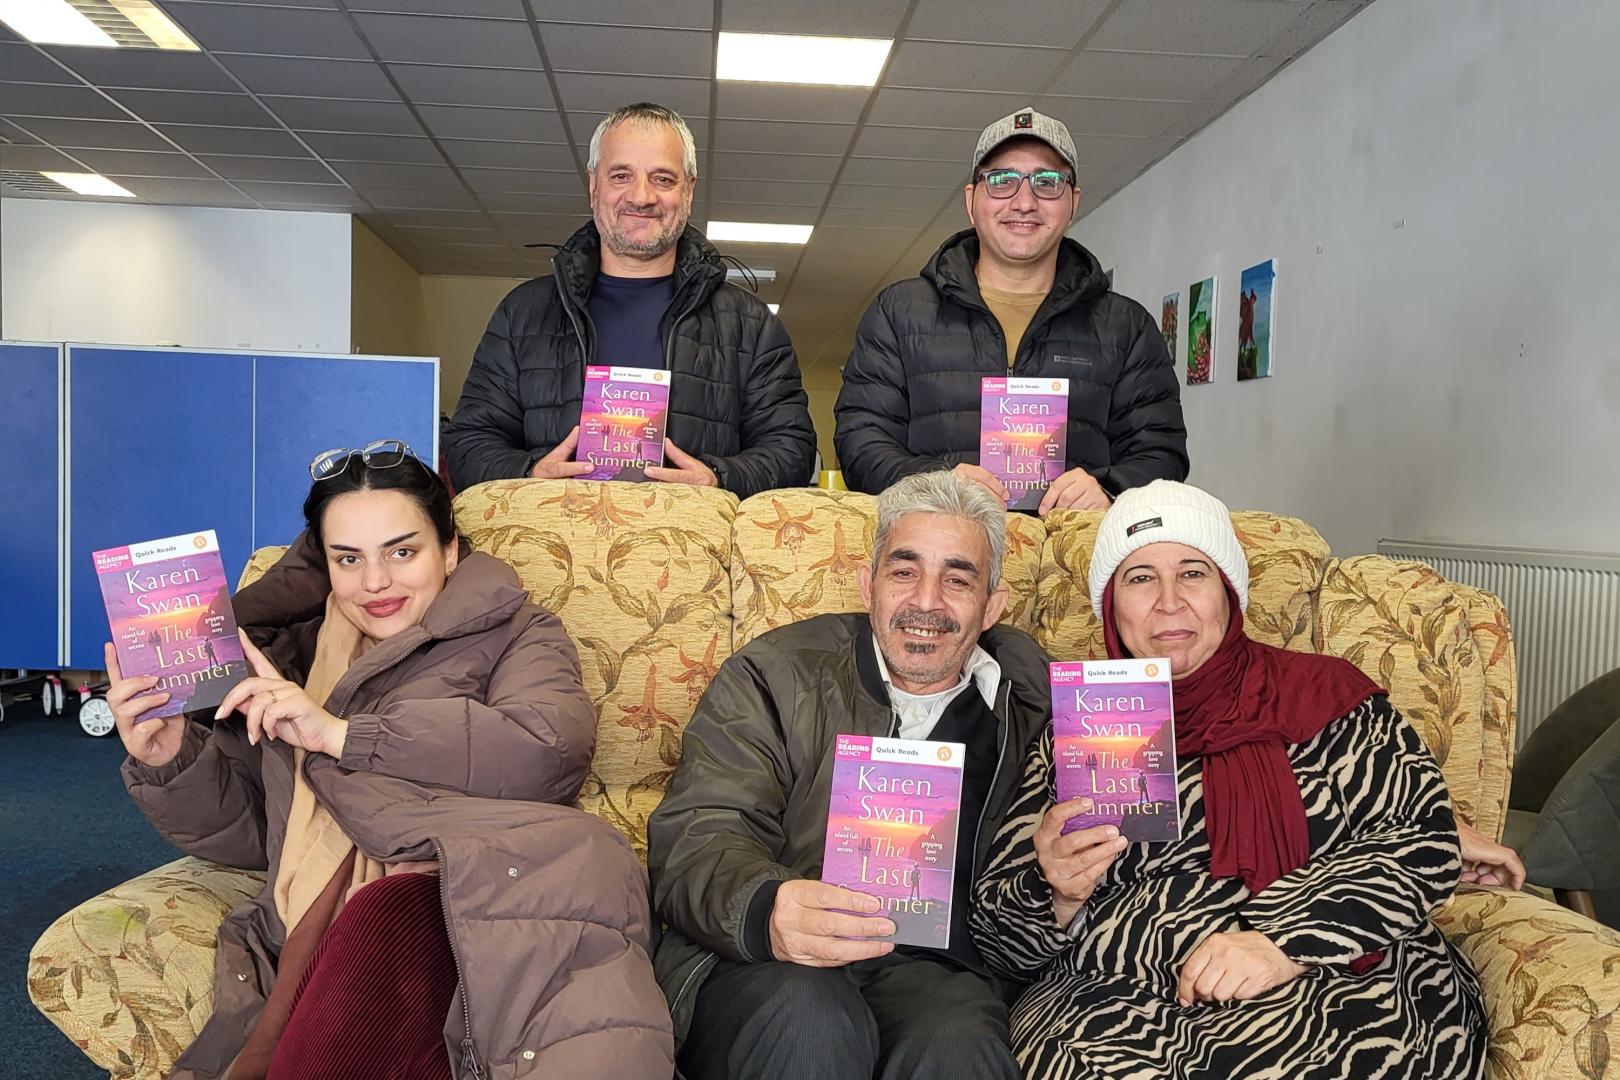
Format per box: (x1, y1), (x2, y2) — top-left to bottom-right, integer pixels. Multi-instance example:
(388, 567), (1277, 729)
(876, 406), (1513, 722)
(678, 953), (1021, 1080)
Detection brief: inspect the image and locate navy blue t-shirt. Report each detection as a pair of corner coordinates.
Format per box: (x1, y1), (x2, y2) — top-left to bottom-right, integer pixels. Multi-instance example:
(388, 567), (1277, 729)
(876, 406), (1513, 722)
(587, 272), (675, 370)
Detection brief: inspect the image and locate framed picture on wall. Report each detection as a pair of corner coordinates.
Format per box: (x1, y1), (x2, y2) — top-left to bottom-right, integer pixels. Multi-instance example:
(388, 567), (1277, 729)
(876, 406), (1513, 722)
(1186, 277), (1216, 385)
(1238, 259), (1277, 381)
(1161, 291), (1179, 368)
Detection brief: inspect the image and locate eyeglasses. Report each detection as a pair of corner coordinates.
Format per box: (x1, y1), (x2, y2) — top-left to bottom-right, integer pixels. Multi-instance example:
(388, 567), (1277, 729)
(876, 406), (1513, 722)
(308, 438), (421, 481)
(975, 168), (1075, 200)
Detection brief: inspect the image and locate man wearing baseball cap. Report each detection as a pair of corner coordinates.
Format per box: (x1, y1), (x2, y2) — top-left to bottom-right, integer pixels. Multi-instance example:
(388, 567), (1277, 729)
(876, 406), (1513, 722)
(834, 107), (1187, 513)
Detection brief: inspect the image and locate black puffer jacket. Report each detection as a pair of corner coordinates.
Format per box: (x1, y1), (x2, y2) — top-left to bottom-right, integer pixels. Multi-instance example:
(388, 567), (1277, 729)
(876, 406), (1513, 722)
(444, 222), (816, 498)
(833, 230), (1187, 497)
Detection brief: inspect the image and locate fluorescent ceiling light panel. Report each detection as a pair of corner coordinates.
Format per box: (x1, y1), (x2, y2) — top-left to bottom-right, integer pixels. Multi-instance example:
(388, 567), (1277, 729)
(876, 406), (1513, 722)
(105, 0), (199, 50)
(767, 304), (780, 314)
(716, 32), (892, 87)
(42, 171), (137, 198)
(0, 0), (117, 47)
(708, 221), (814, 245)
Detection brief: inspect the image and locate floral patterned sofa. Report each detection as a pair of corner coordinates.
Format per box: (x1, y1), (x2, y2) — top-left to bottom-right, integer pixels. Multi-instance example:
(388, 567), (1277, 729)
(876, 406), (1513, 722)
(29, 481), (1620, 1080)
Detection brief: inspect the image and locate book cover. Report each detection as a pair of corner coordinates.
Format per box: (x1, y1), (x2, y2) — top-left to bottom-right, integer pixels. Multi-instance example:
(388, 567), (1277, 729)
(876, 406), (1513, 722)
(576, 365), (670, 482)
(821, 733), (965, 949)
(979, 377), (1069, 511)
(94, 530), (247, 723)
(1050, 658), (1181, 841)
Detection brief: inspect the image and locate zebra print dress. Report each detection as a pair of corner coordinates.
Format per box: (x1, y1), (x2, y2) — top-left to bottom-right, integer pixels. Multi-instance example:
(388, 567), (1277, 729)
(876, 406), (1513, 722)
(969, 695), (1486, 1080)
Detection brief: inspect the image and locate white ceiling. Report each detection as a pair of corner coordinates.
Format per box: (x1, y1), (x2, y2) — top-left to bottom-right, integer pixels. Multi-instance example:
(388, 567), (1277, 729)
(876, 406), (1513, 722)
(0, 0), (1374, 372)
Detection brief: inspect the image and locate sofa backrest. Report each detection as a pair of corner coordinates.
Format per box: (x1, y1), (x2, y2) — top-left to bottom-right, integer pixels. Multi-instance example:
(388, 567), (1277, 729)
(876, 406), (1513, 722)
(238, 479), (1517, 856)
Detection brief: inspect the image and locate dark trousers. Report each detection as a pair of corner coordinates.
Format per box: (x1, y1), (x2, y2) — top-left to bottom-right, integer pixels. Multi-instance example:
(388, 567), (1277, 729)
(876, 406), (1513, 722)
(678, 953), (1020, 1080)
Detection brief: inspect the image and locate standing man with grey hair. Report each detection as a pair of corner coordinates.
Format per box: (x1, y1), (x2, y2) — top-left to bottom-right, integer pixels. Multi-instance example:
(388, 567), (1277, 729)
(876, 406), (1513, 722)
(649, 469), (1051, 1079)
(835, 107), (1187, 513)
(445, 102), (815, 496)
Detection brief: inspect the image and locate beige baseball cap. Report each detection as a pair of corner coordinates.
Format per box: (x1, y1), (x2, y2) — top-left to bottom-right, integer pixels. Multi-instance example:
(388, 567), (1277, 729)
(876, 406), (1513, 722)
(972, 107), (1078, 174)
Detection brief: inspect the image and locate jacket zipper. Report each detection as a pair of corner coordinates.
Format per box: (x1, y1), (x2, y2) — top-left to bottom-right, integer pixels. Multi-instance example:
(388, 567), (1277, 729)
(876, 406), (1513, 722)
(668, 951), (718, 1022)
(435, 838), (485, 1080)
(969, 687), (1012, 875)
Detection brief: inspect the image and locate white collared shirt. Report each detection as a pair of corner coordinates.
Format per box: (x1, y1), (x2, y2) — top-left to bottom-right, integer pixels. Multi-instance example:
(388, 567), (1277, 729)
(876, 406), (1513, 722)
(871, 633), (1002, 741)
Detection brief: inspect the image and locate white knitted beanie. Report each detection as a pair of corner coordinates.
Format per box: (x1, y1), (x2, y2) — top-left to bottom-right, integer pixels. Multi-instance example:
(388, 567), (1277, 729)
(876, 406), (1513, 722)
(1087, 480), (1249, 619)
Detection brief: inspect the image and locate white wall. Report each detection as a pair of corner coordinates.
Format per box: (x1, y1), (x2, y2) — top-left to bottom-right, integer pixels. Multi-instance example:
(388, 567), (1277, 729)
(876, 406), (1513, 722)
(1, 198), (350, 352)
(1075, 0), (1620, 556)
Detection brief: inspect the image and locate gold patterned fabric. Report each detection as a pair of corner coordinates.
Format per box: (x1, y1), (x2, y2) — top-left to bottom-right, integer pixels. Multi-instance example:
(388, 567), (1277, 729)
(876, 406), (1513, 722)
(29, 487), (1620, 1080)
(730, 488), (1046, 649)
(454, 479), (738, 861)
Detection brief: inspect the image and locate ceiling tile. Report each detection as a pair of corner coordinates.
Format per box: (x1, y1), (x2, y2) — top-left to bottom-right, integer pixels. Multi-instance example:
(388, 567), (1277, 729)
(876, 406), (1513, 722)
(172, 0), (338, 7)
(231, 180), (360, 204)
(705, 178), (828, 207)
(11, 116), (172, 151)
(817, 205), (942, 231)
(1036, 94), (1191, 137)
(352, 13), (540, 68)
(1087, 0), (1304, 57)
(479, 190), (589, 212)
(883, 42), (1068, 92)
(827, 183), (951, 211)
(69, 149), (214, 178)
(866, 88), (1029, 129)
(347, 0), (524, 15)
(567, 112), (709, 148)
(1052, 50), (1247, 99)
(439, 139), (577, 170)
(354, 184), (481, 209)
(301, 131), (440, 163)
(551, 72), (707, 116)
(489, 208), (589, 233)
(0, 117), (42, 143)
(721, 0), (907, 36)
(1259, 2), (1366, 57)
(840, 156), (966, 187)
(541, 24), (712, 78)
(371, 208), (487, 228)
(415, 105), (567, 142)
(533, 0), (712, 29)
(109, 89), (279, 128)
(44, 47), (239, 92)
(201, 155), (339, 183)
(158, 124), (308, 156)
(334, 160), (462, 188)
(0, 83), (128, 121)
(850, 125), (971, 162)
(160, 3), (370, 59)
(461, 167), (581, 195)
(0, 43), (77, 83)
(714, 83), (870, 124)
(713, 119), (857, 157)
(1068, 133), (1178, 168)
(709, 151), (843, 183)
(704, 202), (817, 226)
(393, 224), (506, 245)
(904, 0), (1112, 47)
(0, 143), (80, 170)
(389, 64), (553, 108)
(116, 176), (258, 207)
(1158, 54), (1289, 137)
(216, 55), (400, 100)
(264, 97), (423, 135)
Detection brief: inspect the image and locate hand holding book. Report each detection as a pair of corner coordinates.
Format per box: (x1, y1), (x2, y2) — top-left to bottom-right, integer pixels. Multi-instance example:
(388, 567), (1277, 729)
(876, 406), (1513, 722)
(214, 631), (349, 758)
(105, 641), (189, 768)
(769, 879), (896, 968)
(1033, 795), (1129, 926)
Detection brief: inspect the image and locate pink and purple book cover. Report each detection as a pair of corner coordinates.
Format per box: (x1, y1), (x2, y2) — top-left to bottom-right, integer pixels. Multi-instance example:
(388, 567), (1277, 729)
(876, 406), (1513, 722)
(577, 365), (670, 482)
(94, 530), (247, 723)
(1051, 658), (1181, 841)
(821, 733), (965, 949)
(979, 377), (1069, 511)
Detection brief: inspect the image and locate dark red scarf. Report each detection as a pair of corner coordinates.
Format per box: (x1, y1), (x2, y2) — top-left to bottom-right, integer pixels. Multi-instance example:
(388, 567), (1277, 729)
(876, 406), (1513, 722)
(1102, 578), (1381, 894)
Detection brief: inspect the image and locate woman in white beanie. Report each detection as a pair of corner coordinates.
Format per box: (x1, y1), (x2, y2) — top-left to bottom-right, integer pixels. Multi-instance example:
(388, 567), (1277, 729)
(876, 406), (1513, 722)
(968, 480), (1487, 1079)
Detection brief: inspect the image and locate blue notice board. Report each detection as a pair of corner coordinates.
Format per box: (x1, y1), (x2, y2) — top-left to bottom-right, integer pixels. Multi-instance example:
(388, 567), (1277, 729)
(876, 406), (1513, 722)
(59, 345), (438, 669)
(0, 342), (63, 669)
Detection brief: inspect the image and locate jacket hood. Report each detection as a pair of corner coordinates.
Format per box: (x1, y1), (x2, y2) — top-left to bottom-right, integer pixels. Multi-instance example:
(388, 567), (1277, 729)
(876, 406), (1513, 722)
(921, 227), (1109, 314)
(553, 220), (724, 307)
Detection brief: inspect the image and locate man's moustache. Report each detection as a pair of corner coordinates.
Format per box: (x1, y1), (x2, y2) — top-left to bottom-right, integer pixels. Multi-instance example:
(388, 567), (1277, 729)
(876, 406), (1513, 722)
(890, 611), (959, 633)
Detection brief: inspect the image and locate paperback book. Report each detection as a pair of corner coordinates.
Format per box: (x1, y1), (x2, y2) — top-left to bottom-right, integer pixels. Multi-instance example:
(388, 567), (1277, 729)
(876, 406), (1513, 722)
(94, 530), (247, 723)
(821, 733), (965, 949)
(577, 365), (670, 481)
(979, 377), (1069, 511)
(1050, 658), (1181, 841)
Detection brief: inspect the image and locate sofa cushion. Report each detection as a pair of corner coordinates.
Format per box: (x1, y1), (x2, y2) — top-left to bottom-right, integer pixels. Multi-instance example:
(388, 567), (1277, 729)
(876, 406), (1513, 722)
(1032, 508), (1332, 660)
(1315, 556), (1514, 838)
(452, 480), (738, 860)
(729, 489), (1047, 650)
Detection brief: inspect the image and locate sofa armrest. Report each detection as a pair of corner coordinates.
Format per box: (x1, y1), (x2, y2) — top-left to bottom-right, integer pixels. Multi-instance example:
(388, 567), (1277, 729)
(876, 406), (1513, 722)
(28, 856), (264, 1080)
(1433, 887), (1620, 1080)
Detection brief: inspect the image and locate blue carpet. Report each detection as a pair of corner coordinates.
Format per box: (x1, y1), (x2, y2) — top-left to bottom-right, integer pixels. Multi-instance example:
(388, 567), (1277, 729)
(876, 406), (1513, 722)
(1, 698), (180, 1080)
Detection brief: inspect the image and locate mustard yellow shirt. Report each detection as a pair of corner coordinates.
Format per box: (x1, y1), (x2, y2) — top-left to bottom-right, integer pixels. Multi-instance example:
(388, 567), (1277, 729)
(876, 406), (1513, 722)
(978, 284), (1048, 369)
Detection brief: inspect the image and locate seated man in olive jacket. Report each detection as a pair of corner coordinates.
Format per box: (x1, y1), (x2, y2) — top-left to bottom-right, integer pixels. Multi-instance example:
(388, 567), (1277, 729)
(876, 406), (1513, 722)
(444, 101), (815, 498)
(649, 470), (1050, 1079)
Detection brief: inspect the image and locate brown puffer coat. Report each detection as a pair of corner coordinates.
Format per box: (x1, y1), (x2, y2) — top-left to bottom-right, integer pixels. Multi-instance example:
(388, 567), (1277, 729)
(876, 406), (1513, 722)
(121, 533), (675, 1079)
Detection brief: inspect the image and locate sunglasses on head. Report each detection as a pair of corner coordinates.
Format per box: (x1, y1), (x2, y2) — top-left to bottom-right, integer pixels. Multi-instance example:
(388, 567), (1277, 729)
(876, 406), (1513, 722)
(308, 438), (424, 481)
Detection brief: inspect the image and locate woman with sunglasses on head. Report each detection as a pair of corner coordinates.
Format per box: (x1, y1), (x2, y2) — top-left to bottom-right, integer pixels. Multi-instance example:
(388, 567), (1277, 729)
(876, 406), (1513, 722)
(103, 440), (674, 1080)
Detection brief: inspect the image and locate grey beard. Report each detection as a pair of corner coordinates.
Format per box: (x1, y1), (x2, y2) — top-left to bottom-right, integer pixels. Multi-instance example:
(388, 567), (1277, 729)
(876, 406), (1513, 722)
(601, 219), (682, 260)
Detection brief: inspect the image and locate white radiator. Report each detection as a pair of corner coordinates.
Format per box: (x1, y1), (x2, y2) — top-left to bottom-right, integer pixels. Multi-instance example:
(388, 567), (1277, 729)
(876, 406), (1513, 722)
(1376, 539), (1620, 748)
